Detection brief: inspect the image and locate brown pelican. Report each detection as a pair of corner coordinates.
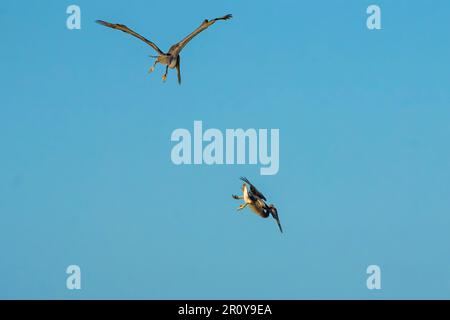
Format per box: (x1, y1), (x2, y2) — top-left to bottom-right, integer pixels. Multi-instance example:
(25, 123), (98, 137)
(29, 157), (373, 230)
(96, 14), (232, 84)
(232, 177), (283, 233)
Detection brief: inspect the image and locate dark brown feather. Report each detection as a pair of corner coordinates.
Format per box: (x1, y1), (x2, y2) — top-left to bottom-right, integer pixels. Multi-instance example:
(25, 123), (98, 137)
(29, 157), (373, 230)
(96, 20), (164, 55)
(168, 14), (232, 56)
(240, 177), (267, 201)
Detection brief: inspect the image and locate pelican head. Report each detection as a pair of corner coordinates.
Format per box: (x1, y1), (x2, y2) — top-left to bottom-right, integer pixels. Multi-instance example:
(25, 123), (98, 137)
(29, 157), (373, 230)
(267, 204), (277, 213)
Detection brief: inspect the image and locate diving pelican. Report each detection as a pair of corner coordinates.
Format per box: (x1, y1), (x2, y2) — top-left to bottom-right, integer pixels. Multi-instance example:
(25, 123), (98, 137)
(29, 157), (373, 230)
(96, 14), (232, 84)
(232, 177), (283, 233)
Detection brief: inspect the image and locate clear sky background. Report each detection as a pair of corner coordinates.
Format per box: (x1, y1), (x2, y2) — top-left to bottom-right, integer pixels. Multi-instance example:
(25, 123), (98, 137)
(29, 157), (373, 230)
(1, 0), (450, 299)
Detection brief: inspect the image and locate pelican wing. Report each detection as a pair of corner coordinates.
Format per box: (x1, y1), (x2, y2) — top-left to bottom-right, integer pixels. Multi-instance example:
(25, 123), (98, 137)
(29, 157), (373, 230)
(96, 20), (164, 55)
(168, 14), (232, 56)
(240, 177), (267, 201)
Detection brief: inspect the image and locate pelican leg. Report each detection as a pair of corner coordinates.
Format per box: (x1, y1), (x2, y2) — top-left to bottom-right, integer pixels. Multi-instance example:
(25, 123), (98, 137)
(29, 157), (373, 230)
(237, 203), (248, 211)
(162, 66), (168, 82)
(232, 195), (244, 200)
(148, 61), (158, 74)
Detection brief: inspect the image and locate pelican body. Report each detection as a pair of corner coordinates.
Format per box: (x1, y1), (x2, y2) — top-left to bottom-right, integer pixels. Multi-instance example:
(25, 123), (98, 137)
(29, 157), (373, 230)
(242, 183), (269, 218)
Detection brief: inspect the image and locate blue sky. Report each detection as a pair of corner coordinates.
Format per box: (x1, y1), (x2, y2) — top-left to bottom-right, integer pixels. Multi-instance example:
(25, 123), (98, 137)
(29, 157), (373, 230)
(1, 0), (450, 299)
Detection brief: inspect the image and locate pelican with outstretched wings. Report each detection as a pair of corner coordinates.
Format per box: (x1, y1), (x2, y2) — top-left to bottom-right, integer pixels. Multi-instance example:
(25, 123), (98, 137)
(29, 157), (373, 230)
(96, 14), (232, 84)
(232, 177), (283, 233)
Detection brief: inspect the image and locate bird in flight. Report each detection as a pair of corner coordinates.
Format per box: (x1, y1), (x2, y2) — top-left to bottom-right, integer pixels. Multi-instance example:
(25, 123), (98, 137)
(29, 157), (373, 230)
(96, 14), (232, 84)
(232, 177), (283, 233)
